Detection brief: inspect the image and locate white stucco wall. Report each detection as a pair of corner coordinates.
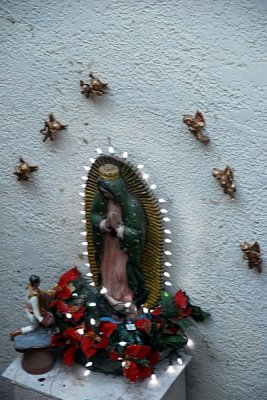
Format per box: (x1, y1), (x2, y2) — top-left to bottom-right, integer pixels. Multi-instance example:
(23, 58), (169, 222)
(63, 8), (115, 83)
(0, 1), (266, 399)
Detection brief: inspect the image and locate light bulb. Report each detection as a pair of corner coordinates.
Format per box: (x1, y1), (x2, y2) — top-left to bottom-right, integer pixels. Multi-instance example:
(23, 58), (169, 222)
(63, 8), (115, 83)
(100, 287), (107, 294)
(66, 313), (72, 319)
(77, 328), (85, 335)
(90, 318), (96, 325)
(164, 262), (172, 267)
(150, 184), (157, 189)
(177, 357), (183, 365)
(108, 146), (114, 153)
(81, 176), (87, 180)
(164, 250), (172, 255)
(161, 209), (168, 214)
(119, 341), (127, 346)
(187, 338), (194, 349)
(137, 164), (144, 169)
(89, 302), (96, 307)
(80, 211), (86, 215)
(164, 272), (170, 277)
(79, 192), (85, 197)
(85, 361), (93, 367)
(86, 272), (93, 277)
(151, 373), (157, 381)
(165, 238), (172, 243)
(163, 217), (171, 222)
(83, 166), (90, 171)
(143, 307), (149, 313)
(159, 198), (166, 203)
(90, 158), (95, 163)
(165, 281), (172, 286)
(164, 229), (172, 234)
(167, 365), (174, 373)
(122, 151), (128, 158)
(84, 370), (90, 377)
(80, 231), (87, 236)
(143, 173), (149, 180)
(96, 148), (102, 154)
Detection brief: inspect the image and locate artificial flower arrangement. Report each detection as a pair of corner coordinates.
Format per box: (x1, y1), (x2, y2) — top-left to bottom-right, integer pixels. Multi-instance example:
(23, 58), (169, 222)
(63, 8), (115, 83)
(50, 267), (210, 383)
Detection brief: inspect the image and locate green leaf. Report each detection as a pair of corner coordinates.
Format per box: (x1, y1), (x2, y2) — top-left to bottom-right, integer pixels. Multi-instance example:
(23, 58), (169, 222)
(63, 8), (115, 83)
(153, 334), (188, 350)
(190, 305), (210, 322)
(132, 358), (150, 367)
(170, 318), (194, 331)
(160, 292), (178, 319)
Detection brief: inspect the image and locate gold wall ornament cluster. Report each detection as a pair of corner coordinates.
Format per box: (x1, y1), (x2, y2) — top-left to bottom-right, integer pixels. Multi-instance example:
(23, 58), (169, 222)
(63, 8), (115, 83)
(212, 166), (236, 199)
(183, 111), (210, 144)
(13, 157), (38, 181)
(80, 72), (108, 98)
(240, 242), (262, 272)
(40, 113), (68, 142)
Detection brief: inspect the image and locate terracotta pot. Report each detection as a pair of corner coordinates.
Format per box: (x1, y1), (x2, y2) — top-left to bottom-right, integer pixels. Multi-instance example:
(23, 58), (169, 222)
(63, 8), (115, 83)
(19, 347), (55, 375)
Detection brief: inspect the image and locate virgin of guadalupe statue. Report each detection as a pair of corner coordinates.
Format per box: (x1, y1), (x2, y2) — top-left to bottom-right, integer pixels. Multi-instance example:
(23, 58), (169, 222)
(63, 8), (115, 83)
(85, 156), (164, 316)
(91, 164), (147, 314)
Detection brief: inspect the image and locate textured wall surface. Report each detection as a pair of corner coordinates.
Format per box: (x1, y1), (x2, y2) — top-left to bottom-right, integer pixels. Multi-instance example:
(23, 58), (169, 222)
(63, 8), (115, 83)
(0, 1), (266, 399)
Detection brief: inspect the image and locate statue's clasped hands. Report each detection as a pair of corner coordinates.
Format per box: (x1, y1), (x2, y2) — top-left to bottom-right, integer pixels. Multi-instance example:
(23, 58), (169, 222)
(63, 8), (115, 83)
(107, 211), (120, 229)
(105, 212), (124, 238)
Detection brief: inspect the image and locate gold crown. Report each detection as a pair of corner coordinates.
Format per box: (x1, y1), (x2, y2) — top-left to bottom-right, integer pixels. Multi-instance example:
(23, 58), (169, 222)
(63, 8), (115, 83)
(99, 164), (119, 180)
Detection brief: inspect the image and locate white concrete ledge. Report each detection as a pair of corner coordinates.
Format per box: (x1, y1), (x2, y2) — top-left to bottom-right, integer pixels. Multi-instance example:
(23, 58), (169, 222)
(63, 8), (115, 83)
(2, 353), (191, 400)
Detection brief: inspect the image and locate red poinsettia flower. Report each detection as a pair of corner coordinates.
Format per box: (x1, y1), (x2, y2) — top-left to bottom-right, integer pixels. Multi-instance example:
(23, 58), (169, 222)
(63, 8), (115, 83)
(51, 332), (65, 347)
(136, 349), (160, 380)
(98, 321), (118, 337)
(80, 325), (110, 359)
(125, 344), (151, 359)
(51, 326), (82, 367)
(80, 336), (97, 358)
(52, 285), (73, 300)
(67, 305), (86, 322)
(135, 318), (152, 334)
(50, 299), (86, 322)
(123, 360), (139, 383)
(174, 290), (188, 308)
(51, 267), (80, 301)
(108, 345), (158, 383)
(168, 325), (179, 334)
(59, 266), (80, 286)
(63, 343), (79, 366)
(108, 350), (121, 361)
(138, 365), (152, 380)
(174, 290), (192, 317)
(151, 307), (161, 316)
(148, 351), (160, 366)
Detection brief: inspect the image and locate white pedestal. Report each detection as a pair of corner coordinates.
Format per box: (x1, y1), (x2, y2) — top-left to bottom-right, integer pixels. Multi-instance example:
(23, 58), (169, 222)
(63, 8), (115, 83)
(2, 353), (191, 400)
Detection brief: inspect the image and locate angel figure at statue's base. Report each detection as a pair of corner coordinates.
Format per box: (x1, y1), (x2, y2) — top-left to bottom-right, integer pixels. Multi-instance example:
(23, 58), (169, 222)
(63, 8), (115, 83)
(10, 275), (54, 340)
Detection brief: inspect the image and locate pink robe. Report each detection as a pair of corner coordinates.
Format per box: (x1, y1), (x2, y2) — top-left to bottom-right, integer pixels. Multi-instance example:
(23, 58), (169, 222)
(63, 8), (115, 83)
(100, 199), (133, 306)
